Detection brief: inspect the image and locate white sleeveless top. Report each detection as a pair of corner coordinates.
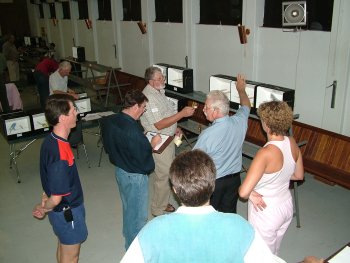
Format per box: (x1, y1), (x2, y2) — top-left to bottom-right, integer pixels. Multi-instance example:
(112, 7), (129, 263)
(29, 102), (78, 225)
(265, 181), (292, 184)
(254, 136), (296, 205)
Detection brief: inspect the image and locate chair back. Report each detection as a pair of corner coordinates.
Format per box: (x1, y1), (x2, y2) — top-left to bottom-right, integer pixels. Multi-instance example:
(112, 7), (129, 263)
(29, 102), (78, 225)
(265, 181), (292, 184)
(68, 121), (83, 146)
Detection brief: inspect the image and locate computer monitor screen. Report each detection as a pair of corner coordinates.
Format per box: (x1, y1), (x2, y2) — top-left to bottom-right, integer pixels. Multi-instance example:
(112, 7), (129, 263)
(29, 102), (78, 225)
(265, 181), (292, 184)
(209, 76), (231, 100)
(230, 83), (256, 108)
(72, 47), (78, 59)
(32, 113), (49, 131)
(256, 85), (284, 108)
(75, 98), (91, 114)
(5, 116), (31, 136)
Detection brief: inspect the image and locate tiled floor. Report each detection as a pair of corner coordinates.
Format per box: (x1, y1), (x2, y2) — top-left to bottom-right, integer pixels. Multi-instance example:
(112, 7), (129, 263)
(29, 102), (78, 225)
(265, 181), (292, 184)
(0, 84), (349, 262)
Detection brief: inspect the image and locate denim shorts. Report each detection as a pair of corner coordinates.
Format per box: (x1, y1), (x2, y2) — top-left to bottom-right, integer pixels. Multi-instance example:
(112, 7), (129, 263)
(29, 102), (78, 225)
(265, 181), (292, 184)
(48, 204), (88, 245)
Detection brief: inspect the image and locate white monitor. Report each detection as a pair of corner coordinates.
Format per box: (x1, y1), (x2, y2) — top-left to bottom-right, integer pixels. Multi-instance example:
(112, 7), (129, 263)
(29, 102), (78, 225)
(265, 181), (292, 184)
(256, 86), (284, 108)
(209, 76), (231, 100)
(72, 47), (78, 59)
(230, 83), (255, 108)
(153, 64), (167, 81)
(5, 116), (31, 136)
(166, 96), (178, 113)
(24, 36), (31, 46)
(75, 98), (91, 115)
(167, 68), (183, 89)
(32, 113), (49, 131)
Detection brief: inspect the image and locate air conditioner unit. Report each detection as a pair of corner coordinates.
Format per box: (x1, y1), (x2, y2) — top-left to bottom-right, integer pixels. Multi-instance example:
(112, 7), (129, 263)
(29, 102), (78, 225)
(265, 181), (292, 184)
(282, 1), (307, 27)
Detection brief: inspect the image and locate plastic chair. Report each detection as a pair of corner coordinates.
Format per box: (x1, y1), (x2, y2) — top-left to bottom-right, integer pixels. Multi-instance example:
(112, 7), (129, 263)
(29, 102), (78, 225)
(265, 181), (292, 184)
(68, 121), (91, 168)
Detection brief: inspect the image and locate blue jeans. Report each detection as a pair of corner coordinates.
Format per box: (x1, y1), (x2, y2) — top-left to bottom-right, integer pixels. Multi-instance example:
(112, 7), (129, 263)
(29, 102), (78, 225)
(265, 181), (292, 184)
(115, 167), (149, 250)
(33, 70), (49, 110)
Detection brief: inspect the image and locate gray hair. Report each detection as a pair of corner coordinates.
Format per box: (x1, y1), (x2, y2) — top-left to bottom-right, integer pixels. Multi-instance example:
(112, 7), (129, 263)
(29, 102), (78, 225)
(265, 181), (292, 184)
(206, 90), (230, 115)
(59, 61), (72, 70)
(144, 66), (162, 82)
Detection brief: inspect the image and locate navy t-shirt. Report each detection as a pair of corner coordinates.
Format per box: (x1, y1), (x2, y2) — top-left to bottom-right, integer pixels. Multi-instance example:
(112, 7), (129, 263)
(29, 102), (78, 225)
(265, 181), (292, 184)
(40, 132), (84, 212)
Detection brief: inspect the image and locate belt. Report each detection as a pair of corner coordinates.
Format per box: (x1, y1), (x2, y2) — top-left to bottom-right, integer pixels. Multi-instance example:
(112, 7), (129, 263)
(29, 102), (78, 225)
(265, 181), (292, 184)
(219, 172), (240, 180)
(53, 205), (70, 212)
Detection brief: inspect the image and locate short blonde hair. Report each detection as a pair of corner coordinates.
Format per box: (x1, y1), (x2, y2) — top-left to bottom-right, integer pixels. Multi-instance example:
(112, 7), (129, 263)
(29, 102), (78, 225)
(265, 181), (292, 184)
(257, 101), (293, 135)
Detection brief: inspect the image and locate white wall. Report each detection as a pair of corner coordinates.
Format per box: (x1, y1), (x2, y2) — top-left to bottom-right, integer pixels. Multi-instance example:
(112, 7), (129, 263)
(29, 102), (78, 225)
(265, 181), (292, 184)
(95, 20), (118, 67)
(25, 0), (350, 136)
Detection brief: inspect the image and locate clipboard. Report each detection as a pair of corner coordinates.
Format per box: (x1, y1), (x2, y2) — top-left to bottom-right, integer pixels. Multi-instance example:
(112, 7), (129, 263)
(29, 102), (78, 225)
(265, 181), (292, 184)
(145, 131), (174, 154)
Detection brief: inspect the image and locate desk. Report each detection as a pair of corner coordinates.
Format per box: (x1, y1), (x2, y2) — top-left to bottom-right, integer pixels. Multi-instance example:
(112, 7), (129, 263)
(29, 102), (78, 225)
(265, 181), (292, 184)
(65, 57), (130, 107)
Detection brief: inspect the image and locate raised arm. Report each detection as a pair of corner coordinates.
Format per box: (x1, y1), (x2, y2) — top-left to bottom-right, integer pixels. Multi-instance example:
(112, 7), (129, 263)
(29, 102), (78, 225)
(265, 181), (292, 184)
(236, 74), (251, 109)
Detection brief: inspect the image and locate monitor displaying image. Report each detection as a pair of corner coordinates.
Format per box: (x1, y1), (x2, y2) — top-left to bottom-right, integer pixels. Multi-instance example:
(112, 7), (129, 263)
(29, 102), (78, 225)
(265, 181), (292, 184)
(72, 47), (78, 59)
(168, 68), (183, 89)
(209, 76), (231, 100)
(75, 98), (91, 115)
(24, 36), (31, 46)
(5, 116), (31, 136)
(256, 85), (284, 108)
(153, 64), (167, 82)
(230, 83), (256, 108)
(32, 113), (49, 131)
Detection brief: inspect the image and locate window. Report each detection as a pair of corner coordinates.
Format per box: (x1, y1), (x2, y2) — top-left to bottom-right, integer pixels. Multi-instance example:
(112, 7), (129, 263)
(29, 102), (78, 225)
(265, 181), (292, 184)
(98, 0), (112, 20)
(39, 4), (44, 19)
(263, 0), (334, 31)
(49, 3), (56, 19)
(62, 2), (71, 19)
(122, 0), (141, 21)
(78, 0), (89, 20)
(155, 0), (182, 23)
(200, 0), (242, 25)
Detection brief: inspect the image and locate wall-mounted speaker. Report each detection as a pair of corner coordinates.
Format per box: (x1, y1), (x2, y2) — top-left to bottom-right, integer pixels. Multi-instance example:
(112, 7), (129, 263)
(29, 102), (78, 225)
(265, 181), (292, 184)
(282, 1), (307, 27)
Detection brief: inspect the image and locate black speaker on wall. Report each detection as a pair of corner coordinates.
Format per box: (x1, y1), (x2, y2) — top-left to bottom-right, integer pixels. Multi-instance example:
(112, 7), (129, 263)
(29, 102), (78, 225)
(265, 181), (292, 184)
(282, 1), (307, 27)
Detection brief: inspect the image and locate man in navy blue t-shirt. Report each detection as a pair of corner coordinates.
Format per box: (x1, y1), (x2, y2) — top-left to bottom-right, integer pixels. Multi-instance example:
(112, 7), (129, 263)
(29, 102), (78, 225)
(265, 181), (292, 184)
(33, 94), (87, 263)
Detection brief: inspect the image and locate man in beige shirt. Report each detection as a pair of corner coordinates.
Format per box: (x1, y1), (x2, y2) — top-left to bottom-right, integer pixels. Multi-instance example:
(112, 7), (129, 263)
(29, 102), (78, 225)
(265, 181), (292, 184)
(140, 66), (195, 216)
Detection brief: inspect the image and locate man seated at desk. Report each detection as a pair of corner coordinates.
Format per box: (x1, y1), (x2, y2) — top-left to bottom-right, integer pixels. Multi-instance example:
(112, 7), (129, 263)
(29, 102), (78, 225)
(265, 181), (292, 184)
(193, 74), (250, 213)
(49, 61), (78, 100)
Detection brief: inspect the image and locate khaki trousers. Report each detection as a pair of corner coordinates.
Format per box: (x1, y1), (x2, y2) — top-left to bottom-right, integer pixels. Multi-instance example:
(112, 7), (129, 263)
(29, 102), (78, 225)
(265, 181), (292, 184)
(151, 143), (175, 216)
(7, 61), (20, 82)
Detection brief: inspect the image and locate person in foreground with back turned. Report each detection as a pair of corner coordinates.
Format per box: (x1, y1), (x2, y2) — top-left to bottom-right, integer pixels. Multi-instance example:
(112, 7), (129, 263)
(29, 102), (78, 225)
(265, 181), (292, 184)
(121, 150), (281, 263)
(239, 101), (304, 255)
(32, 94), (88, 263)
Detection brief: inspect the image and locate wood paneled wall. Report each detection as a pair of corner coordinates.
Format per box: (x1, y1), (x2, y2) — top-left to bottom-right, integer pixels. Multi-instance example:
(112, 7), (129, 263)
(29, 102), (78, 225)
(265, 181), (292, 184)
(115, 70), (350, 190)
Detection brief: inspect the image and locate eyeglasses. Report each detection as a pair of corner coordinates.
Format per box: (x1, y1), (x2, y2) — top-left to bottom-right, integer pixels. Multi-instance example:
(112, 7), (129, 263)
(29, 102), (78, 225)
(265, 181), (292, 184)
(152, 76), (165, 82)
(203, 105), (216, 112)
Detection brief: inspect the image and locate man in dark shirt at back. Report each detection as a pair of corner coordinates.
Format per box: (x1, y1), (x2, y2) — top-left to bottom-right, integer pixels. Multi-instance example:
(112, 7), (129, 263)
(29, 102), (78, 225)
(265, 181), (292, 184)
(101, 89), (161, 250)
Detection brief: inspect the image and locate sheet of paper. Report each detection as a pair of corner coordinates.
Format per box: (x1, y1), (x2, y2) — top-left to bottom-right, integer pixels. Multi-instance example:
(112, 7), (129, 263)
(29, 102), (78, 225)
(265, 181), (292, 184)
(329, 246), (350, 263)
(82, 113), (101, 121)
(145, 132), (170, 151)
(98, 111), (115, 117)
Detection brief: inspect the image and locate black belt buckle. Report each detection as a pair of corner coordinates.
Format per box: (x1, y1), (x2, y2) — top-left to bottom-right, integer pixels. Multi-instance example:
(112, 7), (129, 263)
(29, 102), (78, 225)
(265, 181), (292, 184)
(63, 206), (73, 223)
